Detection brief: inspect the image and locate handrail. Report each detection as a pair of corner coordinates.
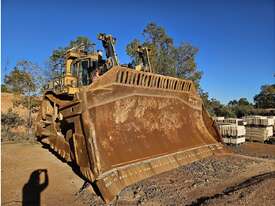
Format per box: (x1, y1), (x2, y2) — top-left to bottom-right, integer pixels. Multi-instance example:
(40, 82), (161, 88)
(115, 69), (193, 92)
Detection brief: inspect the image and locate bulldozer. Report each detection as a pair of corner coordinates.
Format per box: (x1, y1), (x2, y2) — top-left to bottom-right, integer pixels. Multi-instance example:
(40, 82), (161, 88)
(36, 33), (226, 203)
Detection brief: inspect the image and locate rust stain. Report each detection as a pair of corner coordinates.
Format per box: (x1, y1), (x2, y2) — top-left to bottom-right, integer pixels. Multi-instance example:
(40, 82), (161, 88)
(113, 98), (135, 123)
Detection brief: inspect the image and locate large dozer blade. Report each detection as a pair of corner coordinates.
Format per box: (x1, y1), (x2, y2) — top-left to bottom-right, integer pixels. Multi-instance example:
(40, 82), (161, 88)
(36, 66), (227, 202)
(75, 66), (227, 202)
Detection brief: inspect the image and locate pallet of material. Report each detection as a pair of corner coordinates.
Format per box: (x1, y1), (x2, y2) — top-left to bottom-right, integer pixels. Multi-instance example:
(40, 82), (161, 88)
(213, 116), (224, 121)
(218, 124), (245, 137)
(215, 118), (246, 126)
(218, 124), (246, 145)
(268, 116), (275, 131)
(223, 118), (246, 126)
(213, 117), (224, 125)
(245, 126), (273, 142)
(244, 116), (274, 126)
(223, 137), (245, 144)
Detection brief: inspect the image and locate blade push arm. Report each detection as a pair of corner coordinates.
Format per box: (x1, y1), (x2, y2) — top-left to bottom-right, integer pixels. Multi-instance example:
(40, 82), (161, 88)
(97, 33), (119, 67)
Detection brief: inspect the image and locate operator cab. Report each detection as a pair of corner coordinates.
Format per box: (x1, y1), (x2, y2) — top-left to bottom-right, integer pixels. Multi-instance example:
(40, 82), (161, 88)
(68, 49), (104, 87)
(67, 33), (120, 88)
(48, 33), (152, 95)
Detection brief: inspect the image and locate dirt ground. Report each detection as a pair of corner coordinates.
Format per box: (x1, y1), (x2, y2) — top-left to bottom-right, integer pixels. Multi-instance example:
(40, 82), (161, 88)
(227, 142), (275, 159)
(1, 143), (89, 206)
(2, 142), (275, 206)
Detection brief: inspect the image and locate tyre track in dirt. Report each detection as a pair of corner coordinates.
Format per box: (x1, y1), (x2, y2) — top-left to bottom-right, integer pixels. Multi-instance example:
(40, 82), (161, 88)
(187, 171), (275, 206)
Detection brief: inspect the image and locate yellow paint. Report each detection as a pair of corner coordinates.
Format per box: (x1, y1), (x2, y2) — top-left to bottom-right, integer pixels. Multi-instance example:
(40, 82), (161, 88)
(135, 64), (142, 71)
(67, 87), (79, 94)
(65, 59), (73, 74)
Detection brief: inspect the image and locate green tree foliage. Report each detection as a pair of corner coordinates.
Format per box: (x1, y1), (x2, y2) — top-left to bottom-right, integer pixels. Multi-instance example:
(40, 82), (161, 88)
(1, 84), (10, 93)
(254, 84), (275, 109)
(126, 22), (202, 86)
(207, 98), (235, 117)
(175, 43), (202, 82)
(4, 67), (36, 94)
(4, 61), (44, 132)
(4, 60), (46, 95)
(200, 89), (255, 118)
(228, 98), (254, 117)
(69, 36), (95, 52)
(199, 89), (215, 115)
(199, 89), (231, 117)
(201, 83), (275, 117)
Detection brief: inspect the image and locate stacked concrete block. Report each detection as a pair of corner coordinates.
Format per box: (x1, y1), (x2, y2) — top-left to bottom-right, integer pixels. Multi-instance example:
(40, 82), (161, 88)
(215, 118), (246, 126)
(244, 116), (274, 142)
(213, 116), (225, 121)
(218, 124), (246, 137)
(214, 118), (246, 145)
(218, 124), (246, 144)
(245, 127), (273, 142)
(268, 116), (275, 132)
(213, 117), (225, 126)
(244, 116), (274, 126)
(223, 118), (246, 126)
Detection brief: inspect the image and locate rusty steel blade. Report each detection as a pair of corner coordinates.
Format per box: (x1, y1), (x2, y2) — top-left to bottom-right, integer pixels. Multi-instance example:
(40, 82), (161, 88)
(72, 66), (227, 202)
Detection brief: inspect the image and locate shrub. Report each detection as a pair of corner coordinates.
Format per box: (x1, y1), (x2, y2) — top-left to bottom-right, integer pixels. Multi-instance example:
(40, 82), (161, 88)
(1, 109), (25, 131)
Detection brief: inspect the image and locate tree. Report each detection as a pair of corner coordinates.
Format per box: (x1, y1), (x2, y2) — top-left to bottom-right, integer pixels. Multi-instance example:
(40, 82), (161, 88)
(1, 84), (9, 93)
(4, 61), (44, 133)
(207, 98), (235, 117)
(200, 89), (236, 117)
(199, 89), (215, 115)
(238, 98), (250, 106)
(254, 84), (275, 109)
(126, 22), (202, 86)
(1, 109), (25, 133)
(4, 67), (36, 94)
(227, 98), (254, 118)
(175, 43), (202, 83)
(69, 36), (95, 52)
(228, 100), (238, 107)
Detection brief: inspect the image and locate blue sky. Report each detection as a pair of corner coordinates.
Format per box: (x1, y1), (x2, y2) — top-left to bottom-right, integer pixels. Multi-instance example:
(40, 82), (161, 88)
(2, 0), (275, 103)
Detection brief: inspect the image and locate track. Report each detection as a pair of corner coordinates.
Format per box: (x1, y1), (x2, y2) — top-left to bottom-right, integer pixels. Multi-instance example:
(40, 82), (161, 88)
(36, 97), (71, 162)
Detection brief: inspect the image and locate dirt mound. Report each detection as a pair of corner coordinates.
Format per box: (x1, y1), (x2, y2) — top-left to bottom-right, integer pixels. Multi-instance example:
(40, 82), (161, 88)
(1, 93), (40, 142)
(1, 93), (27, 117)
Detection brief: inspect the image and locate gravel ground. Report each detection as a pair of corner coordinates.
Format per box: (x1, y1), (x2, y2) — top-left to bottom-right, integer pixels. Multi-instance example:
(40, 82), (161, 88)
(75, 154), (273, 206)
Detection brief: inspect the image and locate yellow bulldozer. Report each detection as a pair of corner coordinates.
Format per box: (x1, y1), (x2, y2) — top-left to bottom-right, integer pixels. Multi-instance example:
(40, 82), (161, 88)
(36, 33), (226, 202)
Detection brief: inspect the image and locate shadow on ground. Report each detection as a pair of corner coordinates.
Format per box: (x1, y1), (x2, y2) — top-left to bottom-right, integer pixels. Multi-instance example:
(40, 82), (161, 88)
(22, 169), (49, 206)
